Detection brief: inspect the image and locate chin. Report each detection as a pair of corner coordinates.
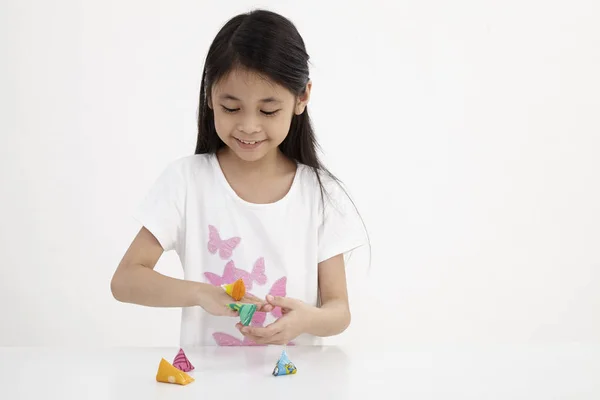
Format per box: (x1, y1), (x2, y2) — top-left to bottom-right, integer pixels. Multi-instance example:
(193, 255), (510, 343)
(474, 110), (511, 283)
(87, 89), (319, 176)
(231, 150), (267, 163)
(227, 138), (275, 163)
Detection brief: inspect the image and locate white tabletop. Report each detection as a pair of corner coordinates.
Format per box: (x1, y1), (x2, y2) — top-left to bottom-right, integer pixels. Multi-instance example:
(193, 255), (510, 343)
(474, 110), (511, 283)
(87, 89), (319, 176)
(1, 344), (598, 399)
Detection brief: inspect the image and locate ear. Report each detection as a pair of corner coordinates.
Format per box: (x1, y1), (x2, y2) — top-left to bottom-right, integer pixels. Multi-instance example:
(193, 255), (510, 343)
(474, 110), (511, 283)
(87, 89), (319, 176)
(295, 80), (312, 115)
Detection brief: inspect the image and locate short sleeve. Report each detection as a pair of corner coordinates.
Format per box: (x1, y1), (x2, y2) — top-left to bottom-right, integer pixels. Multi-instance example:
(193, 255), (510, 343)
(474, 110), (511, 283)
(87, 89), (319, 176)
(133, 160), (187, 252)
(317, 177), (368, 264)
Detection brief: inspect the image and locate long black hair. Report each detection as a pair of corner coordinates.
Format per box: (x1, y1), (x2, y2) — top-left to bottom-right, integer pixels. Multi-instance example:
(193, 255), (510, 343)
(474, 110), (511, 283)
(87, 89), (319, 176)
(195, 9), (371, 267)
(195, 9), (322, 169)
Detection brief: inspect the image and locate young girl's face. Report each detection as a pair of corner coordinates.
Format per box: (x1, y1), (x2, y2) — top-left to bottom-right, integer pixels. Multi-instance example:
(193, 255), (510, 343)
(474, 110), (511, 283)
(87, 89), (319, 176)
(210, 68), (309, 163)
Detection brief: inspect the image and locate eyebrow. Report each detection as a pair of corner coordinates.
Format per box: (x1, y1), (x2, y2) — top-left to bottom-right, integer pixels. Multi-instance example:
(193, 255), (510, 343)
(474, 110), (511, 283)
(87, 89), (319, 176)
(219, 94), (282, 103)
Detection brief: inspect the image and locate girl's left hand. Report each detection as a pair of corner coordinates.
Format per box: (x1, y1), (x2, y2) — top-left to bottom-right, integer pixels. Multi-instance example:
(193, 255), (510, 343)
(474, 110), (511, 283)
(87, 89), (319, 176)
(236, 295), (315, 345)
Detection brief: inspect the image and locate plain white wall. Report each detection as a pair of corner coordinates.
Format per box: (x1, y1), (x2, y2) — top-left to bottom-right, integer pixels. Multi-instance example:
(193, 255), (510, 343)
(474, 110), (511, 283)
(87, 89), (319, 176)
(1, 0), (599, 347)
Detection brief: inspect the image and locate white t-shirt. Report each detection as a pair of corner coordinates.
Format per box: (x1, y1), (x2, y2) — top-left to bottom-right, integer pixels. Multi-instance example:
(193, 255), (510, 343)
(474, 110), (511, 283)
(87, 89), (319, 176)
(134, 153), (367, 346)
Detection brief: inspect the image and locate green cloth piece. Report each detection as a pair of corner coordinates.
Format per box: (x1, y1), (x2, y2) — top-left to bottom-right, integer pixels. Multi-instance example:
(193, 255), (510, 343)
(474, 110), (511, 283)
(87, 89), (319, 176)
(228, 303), (257, 326)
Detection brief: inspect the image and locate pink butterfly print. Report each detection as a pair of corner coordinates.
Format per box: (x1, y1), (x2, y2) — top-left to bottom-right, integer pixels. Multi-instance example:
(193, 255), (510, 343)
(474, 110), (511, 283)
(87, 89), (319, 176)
(233, 257), (267, 290)
(207, 225), (241, 260)
(204, 259), (267, 290)
(204, 260), (236, 286)
(212, 332), (266, 346)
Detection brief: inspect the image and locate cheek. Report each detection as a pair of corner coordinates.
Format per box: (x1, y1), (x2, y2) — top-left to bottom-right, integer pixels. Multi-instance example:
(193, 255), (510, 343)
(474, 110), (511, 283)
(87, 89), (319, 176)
(213, 114), (234, 137)
(267, 116), (294, 140)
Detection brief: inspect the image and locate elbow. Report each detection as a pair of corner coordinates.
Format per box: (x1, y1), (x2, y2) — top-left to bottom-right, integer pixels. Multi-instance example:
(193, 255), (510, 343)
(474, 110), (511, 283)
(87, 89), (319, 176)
(311, 301), (352, 337)
(340, 308), (351, 333)
(325, 309), (351, 337)
(110, 270), (128, 302)
(326, 307), (352, 336)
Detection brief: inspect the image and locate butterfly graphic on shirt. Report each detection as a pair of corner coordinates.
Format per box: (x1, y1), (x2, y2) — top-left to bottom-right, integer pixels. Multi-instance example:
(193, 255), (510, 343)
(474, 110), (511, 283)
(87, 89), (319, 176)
(204, 258), (267, 291)
(207, 225), (241, 260)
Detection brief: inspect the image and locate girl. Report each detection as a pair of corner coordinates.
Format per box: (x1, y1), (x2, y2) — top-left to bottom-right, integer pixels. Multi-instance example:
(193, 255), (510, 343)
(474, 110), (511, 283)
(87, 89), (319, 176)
(111, 9), (368, 346)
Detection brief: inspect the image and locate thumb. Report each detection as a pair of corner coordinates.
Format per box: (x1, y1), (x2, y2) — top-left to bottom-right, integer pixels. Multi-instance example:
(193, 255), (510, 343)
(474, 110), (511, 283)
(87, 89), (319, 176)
(266, 295), (296, 309)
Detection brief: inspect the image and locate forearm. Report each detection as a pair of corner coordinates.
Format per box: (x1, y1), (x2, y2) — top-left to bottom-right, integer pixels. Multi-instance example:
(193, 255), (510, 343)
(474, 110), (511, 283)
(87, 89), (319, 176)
(111, 264), (203, 307)
(305, 299), (351, 337)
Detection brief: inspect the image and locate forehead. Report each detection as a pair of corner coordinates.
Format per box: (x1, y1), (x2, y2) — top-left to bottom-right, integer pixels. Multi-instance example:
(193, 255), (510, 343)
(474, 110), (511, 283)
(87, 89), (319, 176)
(212, 68), (293, 102)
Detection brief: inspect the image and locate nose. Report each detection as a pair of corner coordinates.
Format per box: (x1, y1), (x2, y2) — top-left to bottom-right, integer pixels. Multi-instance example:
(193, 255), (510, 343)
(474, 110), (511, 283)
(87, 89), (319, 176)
(237, 113), (261, 135)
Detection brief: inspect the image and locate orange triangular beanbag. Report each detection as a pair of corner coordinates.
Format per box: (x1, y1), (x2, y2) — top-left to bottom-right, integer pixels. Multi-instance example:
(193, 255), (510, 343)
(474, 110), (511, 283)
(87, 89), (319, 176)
(156, 358), (195, 385)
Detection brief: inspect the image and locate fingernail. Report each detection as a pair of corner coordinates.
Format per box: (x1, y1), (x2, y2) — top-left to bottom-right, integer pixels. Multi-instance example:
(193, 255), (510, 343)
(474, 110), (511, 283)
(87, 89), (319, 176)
(266, 295), (274, 301)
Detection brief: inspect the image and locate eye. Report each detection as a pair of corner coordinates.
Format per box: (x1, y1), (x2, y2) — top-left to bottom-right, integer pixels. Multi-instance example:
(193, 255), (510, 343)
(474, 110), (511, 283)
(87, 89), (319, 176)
(221, 105), (239, 113)
(261, 109), (281, 116)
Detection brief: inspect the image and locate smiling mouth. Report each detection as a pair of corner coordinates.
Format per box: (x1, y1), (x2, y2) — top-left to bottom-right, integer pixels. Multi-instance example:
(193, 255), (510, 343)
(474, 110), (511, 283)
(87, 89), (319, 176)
(235, 138), (264, 145)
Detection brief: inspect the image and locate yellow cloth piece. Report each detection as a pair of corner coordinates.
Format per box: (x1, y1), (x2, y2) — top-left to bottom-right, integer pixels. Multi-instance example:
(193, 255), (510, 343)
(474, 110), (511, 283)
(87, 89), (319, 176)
(156, 358), (195, 385)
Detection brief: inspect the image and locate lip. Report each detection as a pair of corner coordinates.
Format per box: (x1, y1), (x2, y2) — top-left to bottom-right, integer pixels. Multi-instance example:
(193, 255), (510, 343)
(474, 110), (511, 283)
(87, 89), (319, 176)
(234, 137), (265, 150)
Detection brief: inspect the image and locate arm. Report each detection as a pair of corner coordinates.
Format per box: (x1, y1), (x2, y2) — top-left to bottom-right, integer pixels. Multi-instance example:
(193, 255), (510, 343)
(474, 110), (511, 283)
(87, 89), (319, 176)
(111, 227), (270, 314)
(304, 253), (352, 337)
(110, 227), (205, 307)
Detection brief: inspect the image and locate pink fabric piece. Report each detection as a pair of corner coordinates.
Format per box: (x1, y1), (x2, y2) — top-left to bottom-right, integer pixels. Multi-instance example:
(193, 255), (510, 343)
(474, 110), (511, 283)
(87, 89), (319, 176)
(172, 348), (194, 372)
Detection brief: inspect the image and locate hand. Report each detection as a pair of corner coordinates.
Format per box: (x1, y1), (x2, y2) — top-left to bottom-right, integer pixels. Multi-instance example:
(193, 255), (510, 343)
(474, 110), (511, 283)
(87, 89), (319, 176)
(236, 295), (316, 344)
(197, 283), (274, 317)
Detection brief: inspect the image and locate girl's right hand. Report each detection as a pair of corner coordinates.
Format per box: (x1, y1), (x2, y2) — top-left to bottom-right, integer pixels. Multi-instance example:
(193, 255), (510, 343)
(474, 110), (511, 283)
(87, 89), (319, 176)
(196, 283), (273, 316)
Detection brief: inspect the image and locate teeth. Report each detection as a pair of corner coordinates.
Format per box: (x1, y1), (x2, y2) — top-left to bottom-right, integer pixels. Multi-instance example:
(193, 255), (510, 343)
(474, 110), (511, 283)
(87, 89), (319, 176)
(238, 139), (257, 144)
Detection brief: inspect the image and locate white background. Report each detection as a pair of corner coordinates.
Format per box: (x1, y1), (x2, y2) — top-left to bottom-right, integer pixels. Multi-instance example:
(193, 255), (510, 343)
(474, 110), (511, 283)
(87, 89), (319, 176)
(1, 0), (598, 347)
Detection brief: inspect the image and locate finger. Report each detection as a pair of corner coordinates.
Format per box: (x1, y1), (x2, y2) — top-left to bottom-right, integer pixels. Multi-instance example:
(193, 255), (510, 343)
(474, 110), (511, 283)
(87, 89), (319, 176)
(267, 334), (288, 345)
(252, 333), (287, 345)
(239, 322), (282, 338)
(235, 324), (264, 343)
(243, 293), (262, 302)
(241, 297), (262, 306)
(237, 328), (277, 345)
(257, 303), (274, 312)
(240, 295), (274, 313)
(266, 295), (298, 309)
(242, 294), (269, 308)
(239, 326), (277, 338)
